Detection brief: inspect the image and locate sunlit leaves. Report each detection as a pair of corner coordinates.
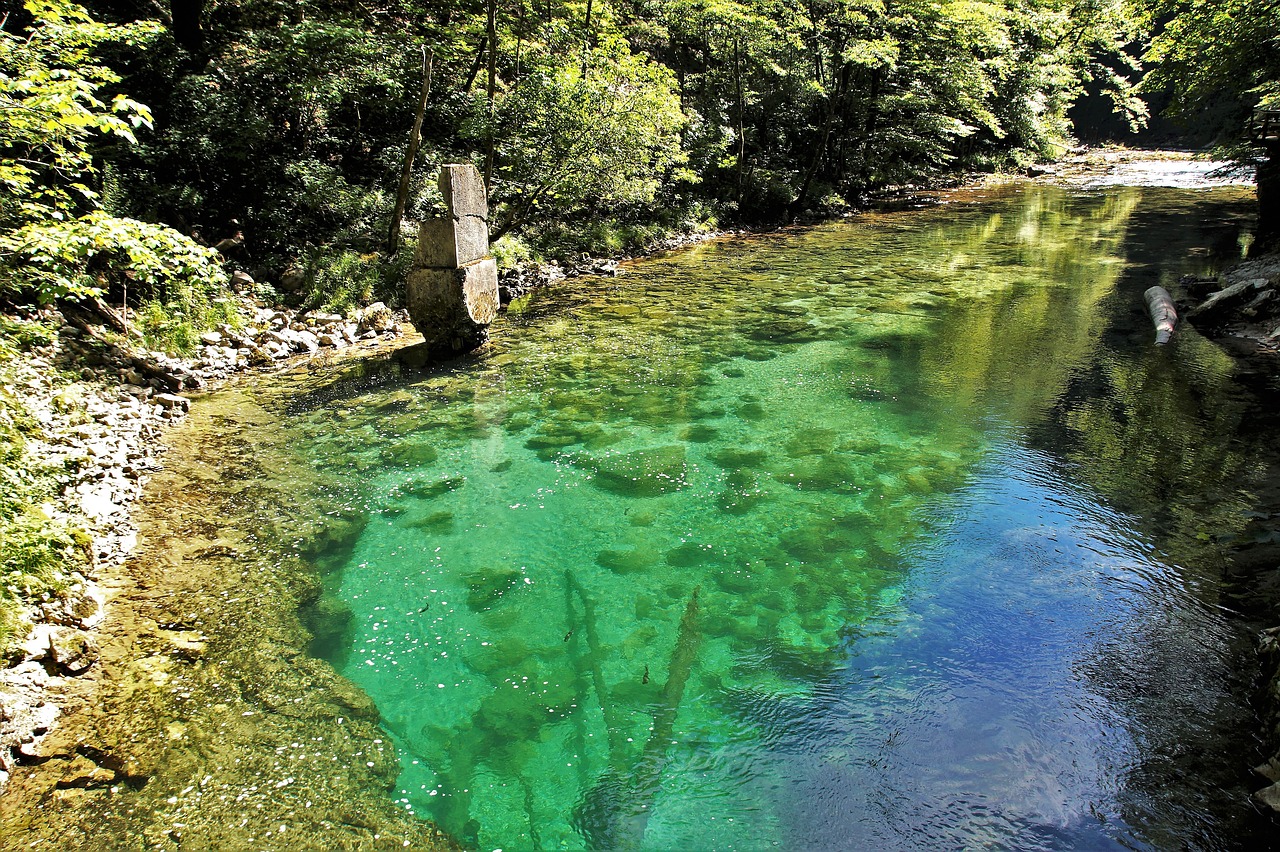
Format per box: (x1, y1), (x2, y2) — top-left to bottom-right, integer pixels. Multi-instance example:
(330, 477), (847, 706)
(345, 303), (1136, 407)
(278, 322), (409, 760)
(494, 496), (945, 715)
(0, 1), (160, 225)
(1142, 0), (1280, 138)
(0, 210), (225, 303)
(0, 1), (222, 303)
(483, 33), (687, 236)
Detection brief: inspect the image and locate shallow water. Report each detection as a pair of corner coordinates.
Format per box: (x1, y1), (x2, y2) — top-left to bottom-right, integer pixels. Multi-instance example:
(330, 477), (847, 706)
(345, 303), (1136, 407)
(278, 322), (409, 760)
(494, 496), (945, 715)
(283, 184), (1273, 850)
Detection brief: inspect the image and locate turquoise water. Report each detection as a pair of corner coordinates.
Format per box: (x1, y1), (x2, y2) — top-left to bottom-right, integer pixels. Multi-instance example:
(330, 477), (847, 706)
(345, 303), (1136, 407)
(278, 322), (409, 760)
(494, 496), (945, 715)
(295, 185), (1269, 850)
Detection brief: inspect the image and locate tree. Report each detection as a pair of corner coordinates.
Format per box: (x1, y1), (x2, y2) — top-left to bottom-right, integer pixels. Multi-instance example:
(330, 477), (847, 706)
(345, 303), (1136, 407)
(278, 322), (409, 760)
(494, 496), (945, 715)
(0, 0), (223, 306)
(481, 32), (687, 239)
(1142, 0), (1280, 137)
(1141, 0), (1280, 240)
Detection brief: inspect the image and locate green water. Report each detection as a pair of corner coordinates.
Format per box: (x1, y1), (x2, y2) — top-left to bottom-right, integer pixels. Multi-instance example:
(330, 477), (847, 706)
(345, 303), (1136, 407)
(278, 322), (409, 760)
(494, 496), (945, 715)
(290, 184), (1269, 850)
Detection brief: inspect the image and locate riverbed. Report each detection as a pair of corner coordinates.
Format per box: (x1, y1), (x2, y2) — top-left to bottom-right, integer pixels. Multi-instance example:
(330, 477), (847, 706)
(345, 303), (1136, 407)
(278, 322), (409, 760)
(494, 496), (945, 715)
(4, 180), (1277, 851)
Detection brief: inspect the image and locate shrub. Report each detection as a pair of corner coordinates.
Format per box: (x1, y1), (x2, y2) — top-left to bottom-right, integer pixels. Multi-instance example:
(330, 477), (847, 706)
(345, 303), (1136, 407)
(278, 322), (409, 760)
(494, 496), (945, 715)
(302, 245), (413, 314)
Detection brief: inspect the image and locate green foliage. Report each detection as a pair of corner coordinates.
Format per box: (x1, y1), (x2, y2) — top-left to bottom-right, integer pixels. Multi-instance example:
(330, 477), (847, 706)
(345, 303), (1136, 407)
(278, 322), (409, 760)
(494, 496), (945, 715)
(0, 508), (82, 646)
(481, 33), (687, 238)
(108, 4), (416, 266)
(1, 0), (228, 324)
(0, 0), (159, 228)
(1142, 0), (1280, 144)
(132, 294), (238, 355)
(14, 0), (1179, 283)
(0, 313), (55, 350)
(302, 246), (413, 315)
(2, 210), (226, 304)
(521, 198), (720, 261)
(490, 235), (535, 270)
(0, 322), (89, 649)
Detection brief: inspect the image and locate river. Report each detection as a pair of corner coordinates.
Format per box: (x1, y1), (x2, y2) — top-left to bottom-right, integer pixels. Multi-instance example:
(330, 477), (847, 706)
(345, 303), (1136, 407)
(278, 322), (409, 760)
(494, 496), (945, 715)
(6, 181), (1277, 851)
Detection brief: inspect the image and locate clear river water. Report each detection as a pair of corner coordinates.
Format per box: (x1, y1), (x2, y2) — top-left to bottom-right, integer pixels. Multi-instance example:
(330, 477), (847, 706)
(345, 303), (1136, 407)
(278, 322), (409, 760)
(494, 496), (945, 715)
(33, 181), (1275, 851)
(257, 182), (1273, 851)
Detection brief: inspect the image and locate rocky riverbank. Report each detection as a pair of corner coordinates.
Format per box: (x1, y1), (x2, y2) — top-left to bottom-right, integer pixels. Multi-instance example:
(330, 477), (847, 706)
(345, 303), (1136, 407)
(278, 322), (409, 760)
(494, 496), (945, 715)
(1170, 252), (1280, 813)
(0, 298), (416, 796)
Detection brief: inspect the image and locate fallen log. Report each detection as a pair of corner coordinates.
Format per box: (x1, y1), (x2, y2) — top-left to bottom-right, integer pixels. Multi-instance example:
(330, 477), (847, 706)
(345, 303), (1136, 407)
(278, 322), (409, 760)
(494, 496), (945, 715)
(1144, 285), (1178, 345)
(573, 586), (703, 850)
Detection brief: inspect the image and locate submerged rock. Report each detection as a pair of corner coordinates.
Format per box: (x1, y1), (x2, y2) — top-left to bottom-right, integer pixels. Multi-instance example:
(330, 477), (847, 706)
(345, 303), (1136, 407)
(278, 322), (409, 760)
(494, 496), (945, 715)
(581, 445), (689, 497)
(596, 546), (660, 573)
(465, 568), (528, 611)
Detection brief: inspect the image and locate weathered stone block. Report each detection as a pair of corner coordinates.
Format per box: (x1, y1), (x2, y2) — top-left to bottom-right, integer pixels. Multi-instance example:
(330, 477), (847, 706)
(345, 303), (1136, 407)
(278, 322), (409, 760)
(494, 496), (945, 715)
(406, 258), (499, 354)
(438, 163), (488, 221)
(416, 216), (490, 268)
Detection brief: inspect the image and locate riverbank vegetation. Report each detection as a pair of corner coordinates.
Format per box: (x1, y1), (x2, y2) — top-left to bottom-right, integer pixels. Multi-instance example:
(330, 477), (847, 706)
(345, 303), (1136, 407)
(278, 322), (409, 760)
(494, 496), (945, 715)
(0, 0), (1271, 315)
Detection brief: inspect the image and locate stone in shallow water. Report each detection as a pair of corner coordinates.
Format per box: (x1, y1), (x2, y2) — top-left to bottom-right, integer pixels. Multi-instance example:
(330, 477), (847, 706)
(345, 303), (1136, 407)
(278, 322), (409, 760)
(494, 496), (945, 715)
(583, 445), (688, 497)
(461, 637), (534, 678)
(666, 542), (718, 568)
(745, 318), (824, 343)
(597, 546), (660, 573)
(773, 455), (862, 493)
(711, 567), (755, 594)
(379, 440), (439, 467)
(299, 511), (369, 573)
(717, 484), (765, 515)
(473, 676), (576, 740)
(785, 428), (839, 458)
(391, 474), (465, 501)
(525, 432), (580, 451)
(628, 508), (657, 527)
(403, 510), (455, 534)
(465, 568), (527, 611)
(679, 424), (718, 443)
(709, 447), (769, 470)
(778, 526), (840, 562)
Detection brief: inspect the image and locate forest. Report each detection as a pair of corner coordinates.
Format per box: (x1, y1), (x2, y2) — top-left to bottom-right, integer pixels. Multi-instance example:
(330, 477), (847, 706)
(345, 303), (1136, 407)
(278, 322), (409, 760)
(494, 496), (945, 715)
(1, 0), (1277, 338)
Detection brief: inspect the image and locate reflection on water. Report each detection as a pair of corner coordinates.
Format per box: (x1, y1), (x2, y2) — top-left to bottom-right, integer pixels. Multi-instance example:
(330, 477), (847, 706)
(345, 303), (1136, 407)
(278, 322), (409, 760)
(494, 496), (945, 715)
(279, 184), (1275, 849)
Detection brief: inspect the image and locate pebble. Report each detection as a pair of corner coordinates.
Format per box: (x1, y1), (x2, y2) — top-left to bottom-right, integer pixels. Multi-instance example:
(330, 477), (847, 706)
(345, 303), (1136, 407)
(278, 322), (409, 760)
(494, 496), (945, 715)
(0, 298), (414, 792)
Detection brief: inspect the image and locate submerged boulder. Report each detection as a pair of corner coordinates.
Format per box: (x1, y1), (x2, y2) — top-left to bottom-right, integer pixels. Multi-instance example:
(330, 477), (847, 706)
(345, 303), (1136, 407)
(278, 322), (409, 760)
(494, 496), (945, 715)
(581, 445), (688, 497)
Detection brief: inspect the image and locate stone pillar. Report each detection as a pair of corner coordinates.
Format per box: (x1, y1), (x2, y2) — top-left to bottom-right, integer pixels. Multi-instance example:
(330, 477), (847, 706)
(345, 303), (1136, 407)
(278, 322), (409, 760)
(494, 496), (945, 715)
(406, 164), (500, 354)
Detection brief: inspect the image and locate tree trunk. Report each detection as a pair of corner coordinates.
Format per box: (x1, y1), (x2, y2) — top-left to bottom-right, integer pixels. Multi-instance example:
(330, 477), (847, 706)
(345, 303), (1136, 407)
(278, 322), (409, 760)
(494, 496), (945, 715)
(463, 36), (487, 91)
(581, 0), (594, 76)
(387, 48), (434, 254)
(484, 0), (498, 190)
(169, 0), (204, 56)
(791, 63), (849, 217)
(733, 36), (746, 204)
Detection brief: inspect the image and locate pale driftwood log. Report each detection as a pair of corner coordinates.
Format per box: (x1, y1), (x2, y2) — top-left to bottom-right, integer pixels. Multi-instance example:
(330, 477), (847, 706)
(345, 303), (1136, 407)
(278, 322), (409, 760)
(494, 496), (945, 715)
(1144, 285), (1178, 345)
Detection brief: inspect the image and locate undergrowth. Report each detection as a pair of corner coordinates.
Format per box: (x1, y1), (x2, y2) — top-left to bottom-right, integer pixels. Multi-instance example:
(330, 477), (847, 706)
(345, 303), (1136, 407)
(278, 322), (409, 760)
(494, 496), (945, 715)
(519, 200), (720, 264)
(294, 242), (415, 316)
(0, 316), (91, 653)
